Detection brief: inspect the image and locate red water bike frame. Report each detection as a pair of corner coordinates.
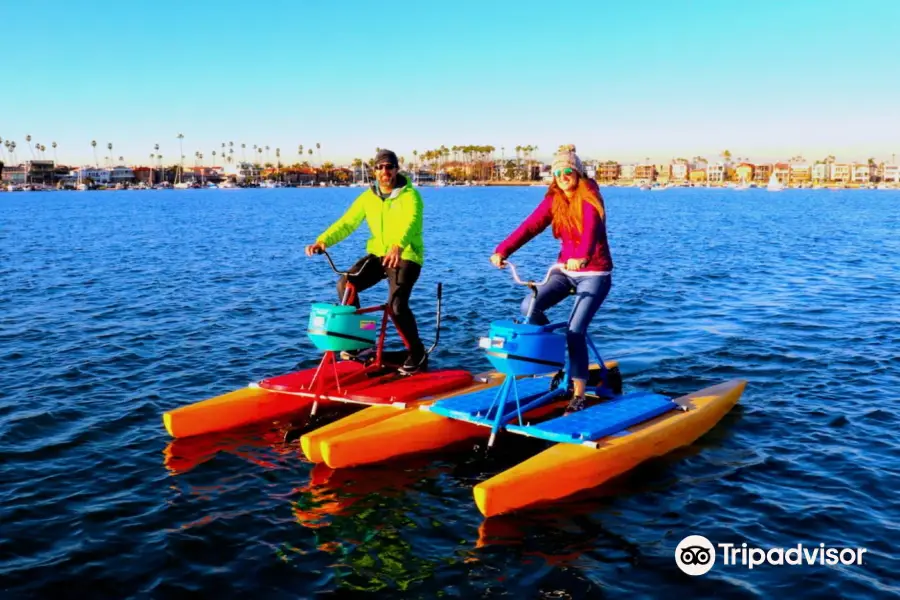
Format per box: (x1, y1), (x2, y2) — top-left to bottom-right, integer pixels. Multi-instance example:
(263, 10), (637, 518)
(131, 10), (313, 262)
(304, 250), (441, 401)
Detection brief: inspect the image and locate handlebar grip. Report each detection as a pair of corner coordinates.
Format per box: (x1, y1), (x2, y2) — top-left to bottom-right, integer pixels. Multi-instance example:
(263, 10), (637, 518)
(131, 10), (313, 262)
(436, 282), (442, 300)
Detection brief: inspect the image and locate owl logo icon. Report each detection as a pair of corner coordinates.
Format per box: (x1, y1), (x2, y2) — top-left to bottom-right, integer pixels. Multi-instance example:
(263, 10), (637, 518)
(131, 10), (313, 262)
(675, 535), (715, 576)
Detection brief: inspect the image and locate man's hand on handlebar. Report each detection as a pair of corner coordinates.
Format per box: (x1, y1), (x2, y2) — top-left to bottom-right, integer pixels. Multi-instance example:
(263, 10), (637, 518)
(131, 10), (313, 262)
(305, 241), (326, 257)
(490, 253), (507, 268)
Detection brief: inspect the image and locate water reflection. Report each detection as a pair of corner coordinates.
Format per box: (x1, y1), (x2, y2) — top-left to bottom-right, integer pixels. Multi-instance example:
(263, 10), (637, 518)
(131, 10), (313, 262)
(286, 459), (454, 593)
(162, 421), (295, 475)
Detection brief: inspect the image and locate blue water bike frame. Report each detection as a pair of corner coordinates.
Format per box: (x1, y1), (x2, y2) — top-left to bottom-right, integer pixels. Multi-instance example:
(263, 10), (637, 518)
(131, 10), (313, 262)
(425, 262), (615, 447)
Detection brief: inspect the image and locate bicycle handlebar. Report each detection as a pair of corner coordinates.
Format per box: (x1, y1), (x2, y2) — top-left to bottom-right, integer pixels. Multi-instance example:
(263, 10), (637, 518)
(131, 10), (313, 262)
(504, 262), (562, 288)
(313, 248), (370, 278)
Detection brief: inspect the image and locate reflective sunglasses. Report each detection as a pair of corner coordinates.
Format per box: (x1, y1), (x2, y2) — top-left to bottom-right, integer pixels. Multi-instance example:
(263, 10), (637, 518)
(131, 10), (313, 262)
(554, 167), (575, 177)
(375, 163), (397, 171)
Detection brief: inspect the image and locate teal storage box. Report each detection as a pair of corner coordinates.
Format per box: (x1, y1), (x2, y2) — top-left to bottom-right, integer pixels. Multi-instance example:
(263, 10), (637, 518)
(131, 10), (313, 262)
(307, 303), (378, 352)
(478, 319), (566, 375)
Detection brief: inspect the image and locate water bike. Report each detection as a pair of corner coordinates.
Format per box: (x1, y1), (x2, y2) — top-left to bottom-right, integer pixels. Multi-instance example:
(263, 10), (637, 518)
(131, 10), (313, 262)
(422, 262), (622, 448)
(161, 250), (472, 439)
(300, 262), (747, 517)
(299, 262), (625, 466)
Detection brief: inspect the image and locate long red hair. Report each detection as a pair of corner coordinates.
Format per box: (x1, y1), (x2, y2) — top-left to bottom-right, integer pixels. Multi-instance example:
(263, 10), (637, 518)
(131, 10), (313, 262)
(548, 175), (606, 238)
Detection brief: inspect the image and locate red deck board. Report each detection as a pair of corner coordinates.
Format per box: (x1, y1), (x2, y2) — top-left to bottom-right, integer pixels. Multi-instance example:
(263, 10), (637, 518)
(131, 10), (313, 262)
(257, 360), (366, 392)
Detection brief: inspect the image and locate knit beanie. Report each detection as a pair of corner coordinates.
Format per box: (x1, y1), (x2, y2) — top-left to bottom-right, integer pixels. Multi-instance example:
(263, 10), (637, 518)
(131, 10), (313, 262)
(551, 144), (584, 175)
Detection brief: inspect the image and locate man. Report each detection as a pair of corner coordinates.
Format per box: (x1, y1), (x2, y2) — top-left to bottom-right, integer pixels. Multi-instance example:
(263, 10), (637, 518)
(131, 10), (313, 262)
(305, 149), (427, 374)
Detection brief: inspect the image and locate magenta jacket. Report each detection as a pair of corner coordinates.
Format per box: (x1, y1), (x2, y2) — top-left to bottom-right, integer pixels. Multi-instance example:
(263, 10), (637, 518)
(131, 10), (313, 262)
(494, 179), (613, 272)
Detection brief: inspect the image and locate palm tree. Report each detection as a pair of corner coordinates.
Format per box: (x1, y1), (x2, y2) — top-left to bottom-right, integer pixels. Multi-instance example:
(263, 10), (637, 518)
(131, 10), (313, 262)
(265, 145), (270, 163)
(316, 142), (321, 165)
(525, 145), (537, 180)
(26, 134), (34, 159)
(177, 133), (185, 176)
(52, 141), (58, 164)
(514, 145), (522, 180)
(91, 140), (99, 166)
(107, 143), (113, 166)
(241, 143), (246, 162)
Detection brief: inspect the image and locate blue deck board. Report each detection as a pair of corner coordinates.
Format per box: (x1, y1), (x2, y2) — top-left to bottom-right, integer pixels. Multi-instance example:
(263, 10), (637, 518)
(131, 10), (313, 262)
(505, 392), (676, 444)
(427, 376), (552, 420)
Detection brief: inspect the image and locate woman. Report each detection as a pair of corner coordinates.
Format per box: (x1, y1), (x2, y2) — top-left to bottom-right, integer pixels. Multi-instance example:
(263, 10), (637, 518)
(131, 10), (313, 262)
(490, 145), (613, 413)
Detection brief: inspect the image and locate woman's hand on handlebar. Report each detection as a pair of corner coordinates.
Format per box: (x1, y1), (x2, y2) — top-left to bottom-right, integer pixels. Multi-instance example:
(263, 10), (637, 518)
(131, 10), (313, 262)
(490, 253), (507, 268)
(305, 241), (326, 257)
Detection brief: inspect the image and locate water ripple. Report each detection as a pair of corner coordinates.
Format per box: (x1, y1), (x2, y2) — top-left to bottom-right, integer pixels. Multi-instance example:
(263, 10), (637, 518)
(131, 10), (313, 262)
(0, 187), (897, 598)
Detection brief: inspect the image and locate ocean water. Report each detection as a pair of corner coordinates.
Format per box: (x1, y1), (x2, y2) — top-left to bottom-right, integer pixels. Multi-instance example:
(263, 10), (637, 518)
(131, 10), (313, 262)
(0, 186), (897, 598)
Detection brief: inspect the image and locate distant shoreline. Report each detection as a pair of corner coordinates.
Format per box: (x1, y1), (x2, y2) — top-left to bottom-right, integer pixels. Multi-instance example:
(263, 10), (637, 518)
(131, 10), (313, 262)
(415, 180), (896, 190)
(3, 180), (898, 192)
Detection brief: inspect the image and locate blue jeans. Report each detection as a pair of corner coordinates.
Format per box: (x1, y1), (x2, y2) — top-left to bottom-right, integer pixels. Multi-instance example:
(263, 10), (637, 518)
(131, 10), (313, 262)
(521, 271), (612, 381)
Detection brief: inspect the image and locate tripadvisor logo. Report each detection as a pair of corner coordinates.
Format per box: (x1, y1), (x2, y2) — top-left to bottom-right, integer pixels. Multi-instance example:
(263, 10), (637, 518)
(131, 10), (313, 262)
(676, 535), (716, 575)
(675, 535), (868, 575)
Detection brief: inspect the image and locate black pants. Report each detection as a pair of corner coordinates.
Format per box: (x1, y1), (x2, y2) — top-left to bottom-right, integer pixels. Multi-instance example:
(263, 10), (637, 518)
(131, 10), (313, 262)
(337, 254), (424, 356)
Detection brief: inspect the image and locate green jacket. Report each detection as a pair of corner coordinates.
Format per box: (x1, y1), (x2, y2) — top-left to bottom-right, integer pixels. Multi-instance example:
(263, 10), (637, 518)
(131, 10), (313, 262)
(316, 174), (424, 265)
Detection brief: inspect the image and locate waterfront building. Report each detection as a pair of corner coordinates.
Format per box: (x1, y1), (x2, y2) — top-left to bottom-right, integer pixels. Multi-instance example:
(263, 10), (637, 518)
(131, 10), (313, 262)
(753, 164), (773, 184)
(597, 162), (620, 182)
(831, 164), (851, 183)
(734, 162), (754, 183)
(655, 164), (672, 184)
(812, 162), (831, 183)
(851, 163), (876, 184)
(671, 162), (689, 182)
(789, 164), (812, 185)
(689, 168), (707, 184)
(773, 162), (791, 184)
(634, 164), (655, 181)
(707, 162), (725, 184)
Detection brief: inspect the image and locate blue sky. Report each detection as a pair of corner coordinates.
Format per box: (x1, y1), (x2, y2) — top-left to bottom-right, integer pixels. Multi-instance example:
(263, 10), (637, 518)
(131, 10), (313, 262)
(3, 0), (899, 166)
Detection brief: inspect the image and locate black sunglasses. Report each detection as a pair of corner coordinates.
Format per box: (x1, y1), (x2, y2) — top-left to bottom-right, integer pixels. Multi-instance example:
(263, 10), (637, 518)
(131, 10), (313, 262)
(375, 163), (397, 171)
